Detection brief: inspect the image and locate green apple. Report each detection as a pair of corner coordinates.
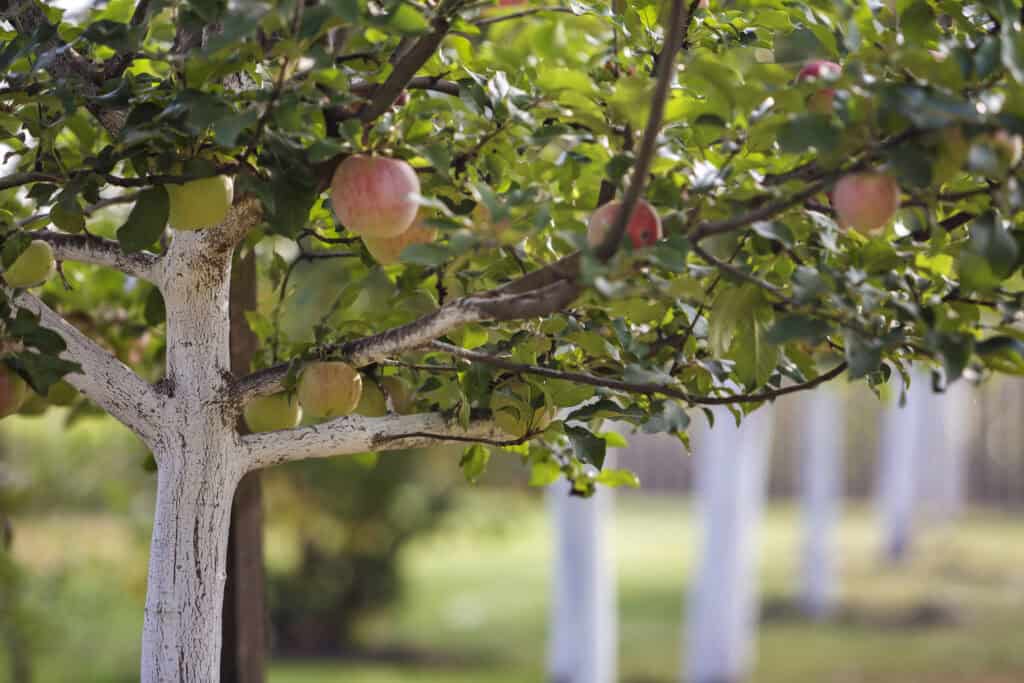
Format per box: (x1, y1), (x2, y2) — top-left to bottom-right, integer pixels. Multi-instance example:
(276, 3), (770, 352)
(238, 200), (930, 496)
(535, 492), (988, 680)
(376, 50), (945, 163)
(166, 175), (233, 231)
(0, 365), (27, 419)
(17, 391), (48, 416)
(46, 380), (78, 406)
(297, 362), (363, 419)
(380, 376), (416, 414)
(243, 393), (301, 432)
(4, 240), (55, 288)
(355, 377), (388, 417)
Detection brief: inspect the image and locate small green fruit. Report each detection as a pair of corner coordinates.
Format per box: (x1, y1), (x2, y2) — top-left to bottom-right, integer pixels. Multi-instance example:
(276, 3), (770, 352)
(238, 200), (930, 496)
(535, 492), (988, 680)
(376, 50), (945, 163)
(355, 378), (388, 417)
(4, 240), (55, 288)
(243, 393), (301, 432)
(166, 175), (233, 231)
(297, 362), (363, 419)
(46, 380), (78, 406)
(0, 365), (27, 419)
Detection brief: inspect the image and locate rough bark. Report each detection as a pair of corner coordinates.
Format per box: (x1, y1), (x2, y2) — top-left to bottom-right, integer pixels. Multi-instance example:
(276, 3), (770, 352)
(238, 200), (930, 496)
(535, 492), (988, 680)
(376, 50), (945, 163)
(222, 249), (266, 683)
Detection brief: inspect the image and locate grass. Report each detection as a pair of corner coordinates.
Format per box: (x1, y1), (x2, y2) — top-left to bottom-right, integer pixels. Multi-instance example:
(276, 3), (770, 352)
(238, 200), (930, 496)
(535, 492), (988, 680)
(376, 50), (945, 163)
(7, 491), (1024, 683)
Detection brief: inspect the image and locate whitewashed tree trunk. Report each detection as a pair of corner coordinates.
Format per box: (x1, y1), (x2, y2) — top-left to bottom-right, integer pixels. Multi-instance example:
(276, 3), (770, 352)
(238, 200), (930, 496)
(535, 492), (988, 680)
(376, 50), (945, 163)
(798, 388), (843, 620)
(920, 380), (972, 523)
(547, 455), (616, 683)
(684, 406), (774, 683)
(877, 368), (927, 563)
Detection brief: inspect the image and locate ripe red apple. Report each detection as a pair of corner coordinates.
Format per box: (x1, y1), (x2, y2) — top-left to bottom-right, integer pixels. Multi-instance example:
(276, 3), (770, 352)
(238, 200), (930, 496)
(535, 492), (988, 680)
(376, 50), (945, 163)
(832, 172), (901, 234)
(586, 199), (662, 250)
(797, 60), (841, 114)
(297, 362), (363, 419)
(0, 364), (27, 419)
(330, 155), (421, 238)
(362, 213), (437, 265)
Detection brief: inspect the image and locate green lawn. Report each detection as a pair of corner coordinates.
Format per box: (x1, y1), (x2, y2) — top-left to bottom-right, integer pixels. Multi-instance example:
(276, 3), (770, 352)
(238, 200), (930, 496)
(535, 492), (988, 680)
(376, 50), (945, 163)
(7, 491), (1024, 683)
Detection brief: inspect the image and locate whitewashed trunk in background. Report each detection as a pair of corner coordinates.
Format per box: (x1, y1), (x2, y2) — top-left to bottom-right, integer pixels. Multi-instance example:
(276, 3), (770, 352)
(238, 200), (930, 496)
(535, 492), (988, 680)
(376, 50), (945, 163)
(547, 454), (616, 683)
(877, 368), (927, 563)
(921, 380), (972, 522)
(798, 388), (843, 620)
(684, 406), (774, 683)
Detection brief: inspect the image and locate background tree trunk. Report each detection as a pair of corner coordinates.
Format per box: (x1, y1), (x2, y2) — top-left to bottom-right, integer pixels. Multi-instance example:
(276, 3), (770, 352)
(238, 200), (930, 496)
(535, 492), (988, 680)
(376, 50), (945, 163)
(877, 368), (926, 564)
(546, 454), (616, 683)
(799, 388), (843, 620)
(222, 249), (266, 683)
(685, 406), (774, 683)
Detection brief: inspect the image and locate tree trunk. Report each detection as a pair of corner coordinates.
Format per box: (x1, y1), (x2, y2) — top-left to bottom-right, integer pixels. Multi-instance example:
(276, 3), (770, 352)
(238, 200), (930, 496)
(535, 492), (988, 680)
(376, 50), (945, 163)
(877, 368), (926, 563)
(221, 248), (267, 683)
(685, 406), (774, 683)
(141, 445), (241, 683)
(798, 388), (842, 620)
(546, 454), (616, 683)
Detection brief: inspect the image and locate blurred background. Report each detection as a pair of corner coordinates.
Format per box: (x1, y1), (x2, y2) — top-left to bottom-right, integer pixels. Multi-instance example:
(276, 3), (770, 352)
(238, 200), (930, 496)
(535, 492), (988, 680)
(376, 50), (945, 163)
(2, 372), (1024, 683)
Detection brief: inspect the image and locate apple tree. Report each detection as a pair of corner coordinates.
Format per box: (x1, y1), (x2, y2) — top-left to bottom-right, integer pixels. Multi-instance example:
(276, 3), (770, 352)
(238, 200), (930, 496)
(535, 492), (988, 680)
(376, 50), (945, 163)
(2, 0), (1024, 680)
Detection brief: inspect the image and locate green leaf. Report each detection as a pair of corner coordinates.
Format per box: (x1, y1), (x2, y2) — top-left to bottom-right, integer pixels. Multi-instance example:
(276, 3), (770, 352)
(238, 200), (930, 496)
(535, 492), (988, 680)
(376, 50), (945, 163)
(383, 4), (429, 34)
(845, 331), (882, 379)
(566, 426), (607, 469)
(596, 468), (640, 488)
(459, 444), (490, 484)
(117, 187), (169, 254)
(765, 315), (832, 344)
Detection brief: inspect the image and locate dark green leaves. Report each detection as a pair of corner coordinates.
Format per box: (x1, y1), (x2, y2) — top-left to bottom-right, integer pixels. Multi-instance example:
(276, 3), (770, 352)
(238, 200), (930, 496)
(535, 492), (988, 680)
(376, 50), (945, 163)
(459, 445), (490, 484)
(117, 187), (169, 254)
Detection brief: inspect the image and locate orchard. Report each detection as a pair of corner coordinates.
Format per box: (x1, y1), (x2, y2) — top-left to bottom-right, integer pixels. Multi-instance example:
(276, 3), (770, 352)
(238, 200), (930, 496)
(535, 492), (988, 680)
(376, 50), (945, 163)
(2, 0), (1024, 681)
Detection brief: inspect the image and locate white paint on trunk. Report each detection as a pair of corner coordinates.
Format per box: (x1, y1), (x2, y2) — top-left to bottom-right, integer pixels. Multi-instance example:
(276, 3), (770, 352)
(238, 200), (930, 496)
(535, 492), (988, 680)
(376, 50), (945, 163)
(547, 455), (616, 683)
(684, 406), (774, 683)
(798, 388), (842, 620)
(877, 368), (927, 563)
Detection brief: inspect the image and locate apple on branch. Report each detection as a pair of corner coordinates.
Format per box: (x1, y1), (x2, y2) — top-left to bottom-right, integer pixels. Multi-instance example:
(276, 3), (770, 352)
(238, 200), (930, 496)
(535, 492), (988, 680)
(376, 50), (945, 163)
(3, 239), (56, 288)
(0, 364), (27, 419)
(297, 362), (363, 419)
(243, 393), (302, 433)
(832, 172), (901, 235)
(166, 175), (234, 231)
(363, 212), (437, 265)
(330, 155), (421, 238)
(797, 60), (841, 114)
(586, 199), (663, 250)
(355, 377), (388, 417)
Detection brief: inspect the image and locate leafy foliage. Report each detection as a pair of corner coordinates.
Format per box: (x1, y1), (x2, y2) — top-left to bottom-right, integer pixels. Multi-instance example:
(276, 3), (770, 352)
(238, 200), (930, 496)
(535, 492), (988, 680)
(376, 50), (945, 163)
(2, 0), (1024, 489)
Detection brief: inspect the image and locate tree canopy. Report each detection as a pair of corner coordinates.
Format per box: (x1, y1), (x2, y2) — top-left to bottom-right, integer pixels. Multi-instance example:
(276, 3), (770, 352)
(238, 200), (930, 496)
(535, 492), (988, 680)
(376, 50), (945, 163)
(1, 0), (1024, 492)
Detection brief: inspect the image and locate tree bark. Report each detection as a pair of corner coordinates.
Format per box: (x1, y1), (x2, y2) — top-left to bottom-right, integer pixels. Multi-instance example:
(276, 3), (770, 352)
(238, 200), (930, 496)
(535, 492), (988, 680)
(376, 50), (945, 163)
(221, 248), (267, 683)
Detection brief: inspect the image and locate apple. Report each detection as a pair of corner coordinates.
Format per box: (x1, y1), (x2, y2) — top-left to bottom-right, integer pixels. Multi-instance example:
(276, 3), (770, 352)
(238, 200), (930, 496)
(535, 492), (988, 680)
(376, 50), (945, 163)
(244, 393), (301, 432)
(297, 361), (363, 419)
(380, 375), (416, 414)
(46, 380), (78, 406)
(4, 240), (55, 288)
(586, 199), (662, 250)
(797, 60), (841, 114)
(330, 155), (421, 238)
(166, 175), (234, 231)
(17, 391), (48, 416)
(355, 377), (388, 417)
(831, 172), (901, 234)
(362, 214), (437, 265)
(0, 364), (27, 419)
(471, 202), (513, 238)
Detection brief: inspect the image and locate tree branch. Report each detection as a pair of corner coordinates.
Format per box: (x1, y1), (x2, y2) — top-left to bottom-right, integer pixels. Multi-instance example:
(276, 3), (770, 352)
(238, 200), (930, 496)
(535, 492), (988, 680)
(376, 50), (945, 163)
(8, 289), (162, 444)
(241, 412), (505, 471)
(28, 231), (162, 282)
(474, 6), (578, 27)
(430, 341), (848, 406)
(594, 0), (688, 261)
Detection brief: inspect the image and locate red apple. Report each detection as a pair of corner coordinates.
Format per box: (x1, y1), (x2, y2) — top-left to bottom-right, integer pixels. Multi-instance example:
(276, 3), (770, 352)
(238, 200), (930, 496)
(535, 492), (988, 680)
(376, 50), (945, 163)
(586, 199), (662, 250)
(832, 172), (901, 234)
(797, 60), (841, 114)
(330, 155), (421, 238)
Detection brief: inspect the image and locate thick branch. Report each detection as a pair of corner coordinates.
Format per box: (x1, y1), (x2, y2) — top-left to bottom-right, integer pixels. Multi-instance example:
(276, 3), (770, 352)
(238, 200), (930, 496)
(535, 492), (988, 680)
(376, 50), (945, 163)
(9, 289), (162, 444)
(430, 341), (848, 406)
(242, 413), (505, 471)
(29, 231), (162, 282)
